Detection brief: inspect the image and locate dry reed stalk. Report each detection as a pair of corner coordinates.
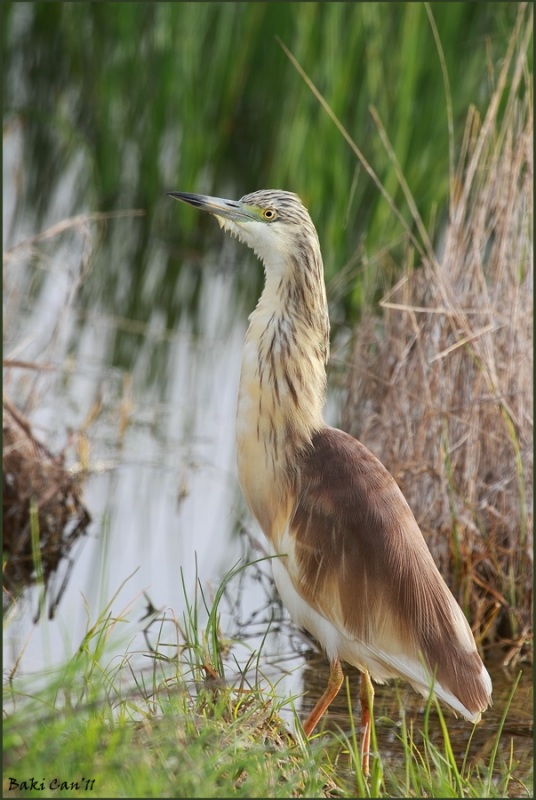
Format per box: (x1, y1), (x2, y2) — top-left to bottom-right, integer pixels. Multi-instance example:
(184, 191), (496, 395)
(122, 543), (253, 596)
(3, 394), (91, 620)
(343, 23), (532, 653)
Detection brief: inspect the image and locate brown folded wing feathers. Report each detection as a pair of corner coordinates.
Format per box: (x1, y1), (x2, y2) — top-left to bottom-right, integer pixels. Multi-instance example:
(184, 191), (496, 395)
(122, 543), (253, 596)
(290, 426), (488, 716)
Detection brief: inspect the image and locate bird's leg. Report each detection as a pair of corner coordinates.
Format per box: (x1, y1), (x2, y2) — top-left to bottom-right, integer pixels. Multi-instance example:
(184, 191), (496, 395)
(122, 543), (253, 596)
(302, 658), (344, 737)
(359, 668), (374, 777)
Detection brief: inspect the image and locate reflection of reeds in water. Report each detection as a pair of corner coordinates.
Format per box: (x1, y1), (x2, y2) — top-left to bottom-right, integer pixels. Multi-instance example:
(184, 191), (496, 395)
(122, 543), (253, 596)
(3, 211), (142, 620)
(342, 22), (532, 655)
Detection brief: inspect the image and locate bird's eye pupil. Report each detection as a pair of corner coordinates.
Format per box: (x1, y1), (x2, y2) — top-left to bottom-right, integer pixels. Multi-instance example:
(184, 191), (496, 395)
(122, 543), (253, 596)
(264, 209), (276, 220)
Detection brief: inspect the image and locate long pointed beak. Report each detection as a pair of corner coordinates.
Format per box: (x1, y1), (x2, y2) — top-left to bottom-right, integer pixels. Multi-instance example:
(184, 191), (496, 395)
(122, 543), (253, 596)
(168, 192), (255, 222)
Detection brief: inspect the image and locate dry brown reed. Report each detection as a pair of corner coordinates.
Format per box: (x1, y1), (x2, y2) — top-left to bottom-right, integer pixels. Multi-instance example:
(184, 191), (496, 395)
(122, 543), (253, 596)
(342, 23), (532, 657)
(3, 395), (91, 620)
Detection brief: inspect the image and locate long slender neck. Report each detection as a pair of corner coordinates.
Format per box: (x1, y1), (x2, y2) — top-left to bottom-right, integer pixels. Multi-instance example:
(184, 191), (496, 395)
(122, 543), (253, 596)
(236, 248), (330, 540)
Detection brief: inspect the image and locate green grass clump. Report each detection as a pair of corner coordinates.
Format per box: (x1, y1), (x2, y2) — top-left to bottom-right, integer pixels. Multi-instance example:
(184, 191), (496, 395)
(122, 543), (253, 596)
(4, 564), (531, 798)
(4, 565), (331, 798)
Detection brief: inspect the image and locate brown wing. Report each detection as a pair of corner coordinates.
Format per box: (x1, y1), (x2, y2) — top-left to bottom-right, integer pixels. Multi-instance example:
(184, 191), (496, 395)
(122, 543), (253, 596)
(289, 425), (490, 716)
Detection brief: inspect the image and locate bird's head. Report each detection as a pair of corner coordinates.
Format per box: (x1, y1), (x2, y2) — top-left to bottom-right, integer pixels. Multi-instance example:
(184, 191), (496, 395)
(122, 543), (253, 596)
(168, 189), (321, 273)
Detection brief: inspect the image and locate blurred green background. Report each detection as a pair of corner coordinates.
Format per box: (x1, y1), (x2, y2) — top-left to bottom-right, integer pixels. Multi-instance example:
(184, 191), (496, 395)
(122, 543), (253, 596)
(4, 3), (526, 349)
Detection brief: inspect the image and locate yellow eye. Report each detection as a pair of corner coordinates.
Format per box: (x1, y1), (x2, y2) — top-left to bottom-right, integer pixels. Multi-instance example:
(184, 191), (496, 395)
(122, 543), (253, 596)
(262, 208), (277, 221)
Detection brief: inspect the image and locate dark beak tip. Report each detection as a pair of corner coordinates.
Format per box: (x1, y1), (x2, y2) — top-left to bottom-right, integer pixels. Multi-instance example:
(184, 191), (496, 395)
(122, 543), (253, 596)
(168, 191), (205, 208)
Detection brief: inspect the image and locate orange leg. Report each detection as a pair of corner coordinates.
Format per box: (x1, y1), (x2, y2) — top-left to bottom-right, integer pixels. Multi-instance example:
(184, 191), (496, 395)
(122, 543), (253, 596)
(359, 668), (374, 777)
(302, 658), (344, 737)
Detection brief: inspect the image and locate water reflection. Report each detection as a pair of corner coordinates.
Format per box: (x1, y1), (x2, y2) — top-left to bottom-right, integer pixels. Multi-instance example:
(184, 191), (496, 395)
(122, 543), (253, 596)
(3, 195), (251, 677)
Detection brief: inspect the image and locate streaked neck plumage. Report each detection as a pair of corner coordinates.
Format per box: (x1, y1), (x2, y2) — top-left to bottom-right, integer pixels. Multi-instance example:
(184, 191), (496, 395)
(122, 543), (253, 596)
(235, 239), (330, 541)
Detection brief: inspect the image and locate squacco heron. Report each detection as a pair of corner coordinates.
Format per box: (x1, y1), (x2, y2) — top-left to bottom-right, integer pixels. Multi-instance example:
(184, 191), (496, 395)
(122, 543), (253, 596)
(169, 189), (492, 773)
